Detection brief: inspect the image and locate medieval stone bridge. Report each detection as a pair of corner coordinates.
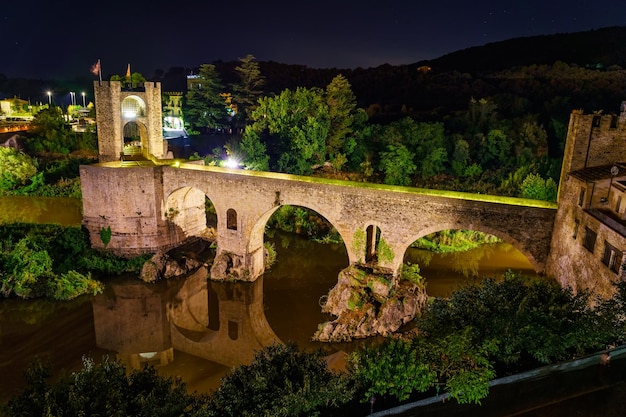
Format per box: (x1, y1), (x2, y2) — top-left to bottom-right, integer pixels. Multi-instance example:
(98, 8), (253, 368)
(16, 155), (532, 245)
(80, 161), (557, 281)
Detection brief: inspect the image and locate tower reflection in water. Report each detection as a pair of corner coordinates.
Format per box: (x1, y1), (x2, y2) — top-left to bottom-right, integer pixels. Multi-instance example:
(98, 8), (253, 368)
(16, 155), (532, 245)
(92, 268), (280, 372)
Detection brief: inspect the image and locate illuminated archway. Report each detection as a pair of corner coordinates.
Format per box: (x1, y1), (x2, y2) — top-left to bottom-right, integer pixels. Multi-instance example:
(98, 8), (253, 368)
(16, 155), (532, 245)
(164, 186), (215, 239)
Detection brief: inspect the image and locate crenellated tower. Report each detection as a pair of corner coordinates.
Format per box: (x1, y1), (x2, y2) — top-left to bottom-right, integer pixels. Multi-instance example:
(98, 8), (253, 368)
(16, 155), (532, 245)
(93, 80), (165, 162)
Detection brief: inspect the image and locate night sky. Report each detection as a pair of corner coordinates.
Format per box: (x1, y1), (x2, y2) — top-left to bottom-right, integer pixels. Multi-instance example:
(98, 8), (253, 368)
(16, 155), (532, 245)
(2, 0), (626, 80)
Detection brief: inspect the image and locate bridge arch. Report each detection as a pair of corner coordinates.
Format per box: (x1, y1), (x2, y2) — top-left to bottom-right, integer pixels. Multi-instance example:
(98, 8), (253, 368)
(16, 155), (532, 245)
(395, 222), (542, 274)
(164, 186), (213, 239)
(248, 203), (352, 274)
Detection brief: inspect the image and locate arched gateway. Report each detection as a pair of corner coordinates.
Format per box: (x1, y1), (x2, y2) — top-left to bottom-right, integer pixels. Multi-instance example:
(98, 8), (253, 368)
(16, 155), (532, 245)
(93, 80), (165, 161)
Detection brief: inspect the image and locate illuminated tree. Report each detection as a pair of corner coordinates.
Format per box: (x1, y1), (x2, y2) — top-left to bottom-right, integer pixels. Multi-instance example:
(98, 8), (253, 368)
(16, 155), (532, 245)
(0, 147), (37, 191)
(325, 74), (357, 160)
(184, 64), (229, 132)
(246, 87), (329, 175)
(379, 143), (416, 186)
(231, 54), (265, 126)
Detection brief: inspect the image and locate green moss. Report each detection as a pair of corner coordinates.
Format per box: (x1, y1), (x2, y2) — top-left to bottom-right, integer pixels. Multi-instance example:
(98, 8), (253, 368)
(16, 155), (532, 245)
(352, 228), (366, 262)
(377, 237), (394, 264)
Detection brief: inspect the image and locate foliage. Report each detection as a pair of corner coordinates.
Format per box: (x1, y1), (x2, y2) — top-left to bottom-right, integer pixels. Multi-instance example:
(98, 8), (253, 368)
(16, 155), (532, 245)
(352, 228), (366, 262)
(264, 241), (277, 269)
(23, 108), (97, 157)
(376, 237), (394, 264)
(419, 272), (610, 367)
(239, 126), (270, 170)
(325, 74), (358, 159)
(99, 225), (112, 247)
(412, 230), (501, 253)
(520, 172), (558, 201)
(231, 54), (265, 126)
(0, 147), (38, 191)
(350, 333), (495, 405)
(0, 223), (147, 300)
(266, 205), (339, 243)
(350, 338), (437, 402)
(379, 144), (415, 185)
(2, 357), (207, 417)
(184, 63), (229, 131)
(400, 262), (424, 286)
(207, 343), (354, 417)
(351, 273), (626, 406)
(249, 86), (330, 175)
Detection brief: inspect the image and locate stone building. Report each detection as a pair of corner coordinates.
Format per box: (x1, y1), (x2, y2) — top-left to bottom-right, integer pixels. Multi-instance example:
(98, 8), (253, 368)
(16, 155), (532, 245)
(546, 103), (626, 298)
(93, 80), (166, 162)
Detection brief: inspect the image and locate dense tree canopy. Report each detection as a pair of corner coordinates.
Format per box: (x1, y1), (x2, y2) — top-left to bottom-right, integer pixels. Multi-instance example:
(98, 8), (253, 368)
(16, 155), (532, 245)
(231, 54), (265, 127)
(184, 64), (229, 132)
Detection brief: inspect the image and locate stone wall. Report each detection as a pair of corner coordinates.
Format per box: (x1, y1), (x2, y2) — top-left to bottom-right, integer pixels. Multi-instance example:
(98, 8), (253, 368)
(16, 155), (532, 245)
(93, 81), (165, 162)
(546, 105), (626, 299)
(81, 162), (556, 280)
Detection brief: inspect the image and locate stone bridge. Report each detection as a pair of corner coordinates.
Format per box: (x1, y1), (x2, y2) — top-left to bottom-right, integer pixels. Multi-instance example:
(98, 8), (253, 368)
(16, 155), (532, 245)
(80, 162), (557, 280)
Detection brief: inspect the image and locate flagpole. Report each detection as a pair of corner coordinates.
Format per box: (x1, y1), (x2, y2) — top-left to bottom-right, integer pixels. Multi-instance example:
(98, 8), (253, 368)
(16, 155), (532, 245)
(99, 59), (102, 85)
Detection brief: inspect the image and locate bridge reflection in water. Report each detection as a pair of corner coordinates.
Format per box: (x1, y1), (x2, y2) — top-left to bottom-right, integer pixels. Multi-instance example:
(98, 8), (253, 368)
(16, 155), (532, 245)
(92, 268), (281, 372)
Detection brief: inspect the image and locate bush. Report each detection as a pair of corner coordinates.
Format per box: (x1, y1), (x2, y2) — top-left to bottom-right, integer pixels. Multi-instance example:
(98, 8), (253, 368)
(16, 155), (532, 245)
(2, 357), (207, 417)
(208, 343), (354, 417)
(0, 223), (148, 300)
(0, 147), (38, 192)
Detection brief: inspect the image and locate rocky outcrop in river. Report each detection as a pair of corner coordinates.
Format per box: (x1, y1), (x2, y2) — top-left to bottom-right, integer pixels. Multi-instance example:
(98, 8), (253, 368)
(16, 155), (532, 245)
(313, 265), (429, 342)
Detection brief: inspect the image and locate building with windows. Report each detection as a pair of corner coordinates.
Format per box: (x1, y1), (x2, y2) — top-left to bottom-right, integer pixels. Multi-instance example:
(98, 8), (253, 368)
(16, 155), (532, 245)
(546, 104), (626, 299)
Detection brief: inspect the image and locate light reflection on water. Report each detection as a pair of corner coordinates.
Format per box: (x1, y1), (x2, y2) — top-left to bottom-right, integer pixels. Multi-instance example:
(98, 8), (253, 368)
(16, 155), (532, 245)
(0, 230), (537, 403)
(0, 196), (82, 226)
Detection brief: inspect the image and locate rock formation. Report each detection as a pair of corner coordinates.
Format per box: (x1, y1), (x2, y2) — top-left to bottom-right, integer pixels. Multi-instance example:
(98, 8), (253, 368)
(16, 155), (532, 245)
(313, 265), (429, 342)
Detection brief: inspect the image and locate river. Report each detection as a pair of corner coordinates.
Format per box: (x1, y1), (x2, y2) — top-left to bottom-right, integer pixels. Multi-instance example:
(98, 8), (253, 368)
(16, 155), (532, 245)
(1, 197), (623, 415)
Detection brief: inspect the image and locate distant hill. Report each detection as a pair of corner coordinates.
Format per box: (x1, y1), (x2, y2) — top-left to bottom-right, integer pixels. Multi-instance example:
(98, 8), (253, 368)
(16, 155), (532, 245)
(418, 26), (626, 73)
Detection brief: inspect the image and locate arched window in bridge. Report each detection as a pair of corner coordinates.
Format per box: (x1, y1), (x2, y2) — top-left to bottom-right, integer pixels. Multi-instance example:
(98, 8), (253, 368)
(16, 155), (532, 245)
(365, 225), (381, 263)
(227, 208), (238, 230)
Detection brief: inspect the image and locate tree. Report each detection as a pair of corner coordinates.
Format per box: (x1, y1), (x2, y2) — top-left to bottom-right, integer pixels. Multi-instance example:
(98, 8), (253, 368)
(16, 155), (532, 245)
(247, 87), (329, 175)
(379, 144), (416, 186)
(325, 74), (357, 160)
(231, 54), (265, 127)
(0, 147), (37, 191)
(451, 137), (470, 176)
(239, 126), (270, 170)
(184, 64), (229, 132)
(3, 357), (207, 417)
(520, 173), (558, 201)
(208, 343), (353, 417)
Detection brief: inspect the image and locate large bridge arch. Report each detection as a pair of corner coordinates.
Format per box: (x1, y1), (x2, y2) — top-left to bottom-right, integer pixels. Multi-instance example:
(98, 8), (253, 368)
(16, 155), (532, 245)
(247, 203), (353, 274)
(164, 186), (211, 239)
(395, 222), (542, 274)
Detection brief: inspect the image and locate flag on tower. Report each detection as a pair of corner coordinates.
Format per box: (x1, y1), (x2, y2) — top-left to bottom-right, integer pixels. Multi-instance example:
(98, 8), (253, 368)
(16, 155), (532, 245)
(91, 59), (102, 84)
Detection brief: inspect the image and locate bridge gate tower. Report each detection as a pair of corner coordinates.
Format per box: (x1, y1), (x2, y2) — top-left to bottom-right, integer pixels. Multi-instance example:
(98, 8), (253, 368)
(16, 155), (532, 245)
(93, 80), (166, 162)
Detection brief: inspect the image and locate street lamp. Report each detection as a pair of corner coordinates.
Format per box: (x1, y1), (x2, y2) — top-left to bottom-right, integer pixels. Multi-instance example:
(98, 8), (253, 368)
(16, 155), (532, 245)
(69, 92), (75, 106)
(47, 91), (51, 105)
(81, 92), (86, 107)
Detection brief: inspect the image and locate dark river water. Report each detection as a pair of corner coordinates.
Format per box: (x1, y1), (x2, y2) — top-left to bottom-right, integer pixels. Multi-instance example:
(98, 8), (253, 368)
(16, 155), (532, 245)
(0, 196), (624, 416)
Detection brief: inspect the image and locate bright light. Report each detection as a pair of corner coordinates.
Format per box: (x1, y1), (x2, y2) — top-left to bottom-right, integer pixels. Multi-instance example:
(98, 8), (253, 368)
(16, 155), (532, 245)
(224, 158), (240, 169)
(124, 111), (136, 118)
